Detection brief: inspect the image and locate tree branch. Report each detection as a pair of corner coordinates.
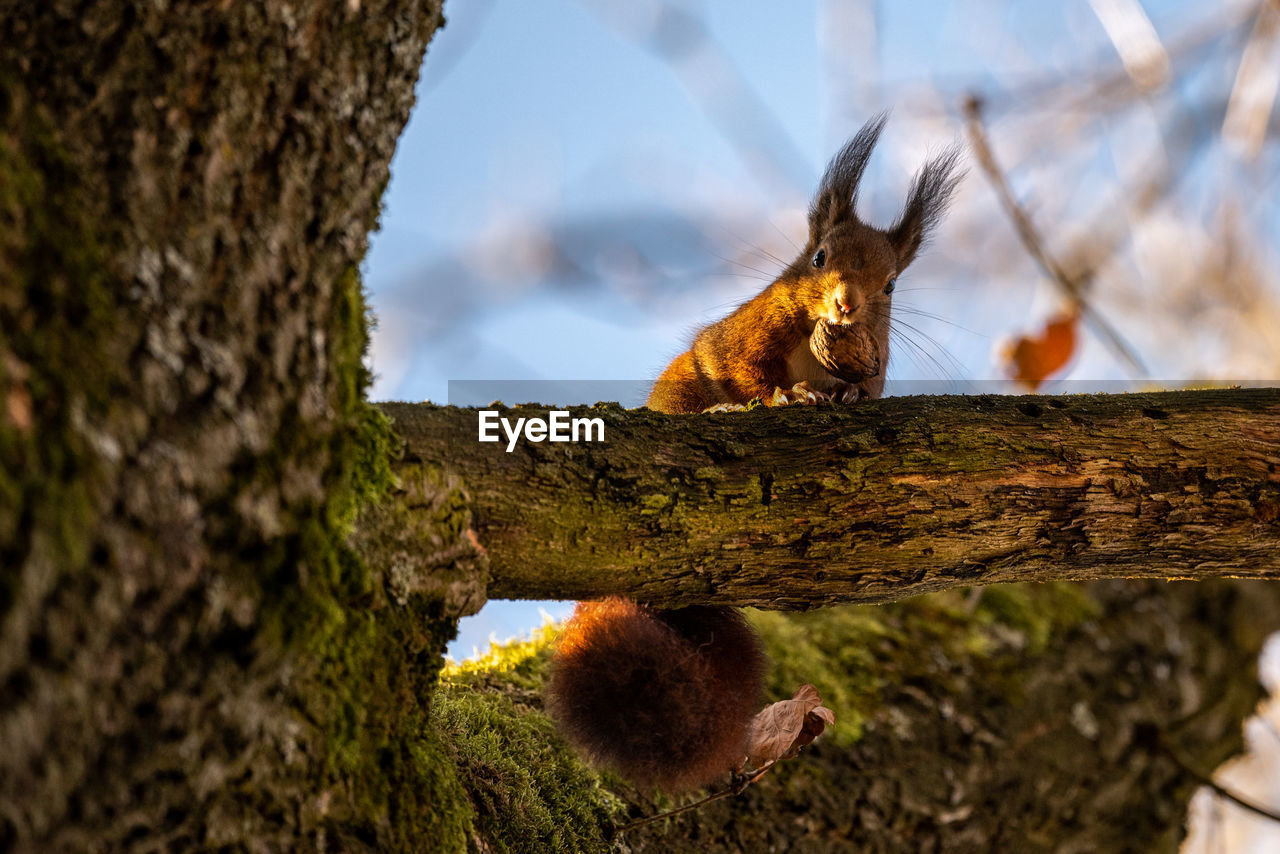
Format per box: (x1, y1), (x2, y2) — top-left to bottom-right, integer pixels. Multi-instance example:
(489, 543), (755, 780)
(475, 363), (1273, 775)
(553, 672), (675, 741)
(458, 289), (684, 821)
(963, 94), (1149, 375)
(1155, 730), (1280, 826)
(378, 388), (1280, 609)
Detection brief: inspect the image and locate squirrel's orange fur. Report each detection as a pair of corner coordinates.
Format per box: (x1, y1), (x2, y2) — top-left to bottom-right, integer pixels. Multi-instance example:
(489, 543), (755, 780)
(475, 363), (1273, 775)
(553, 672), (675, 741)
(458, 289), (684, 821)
(547, 115), (962, 792)
(647, 114), (961, 414)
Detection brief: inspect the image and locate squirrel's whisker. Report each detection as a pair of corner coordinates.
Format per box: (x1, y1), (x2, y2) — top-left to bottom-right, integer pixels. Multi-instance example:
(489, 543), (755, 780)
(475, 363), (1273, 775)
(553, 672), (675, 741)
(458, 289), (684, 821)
(887, 323), (966, 382)
(710, 251), (780, 282)
(892, 303), (989, 338)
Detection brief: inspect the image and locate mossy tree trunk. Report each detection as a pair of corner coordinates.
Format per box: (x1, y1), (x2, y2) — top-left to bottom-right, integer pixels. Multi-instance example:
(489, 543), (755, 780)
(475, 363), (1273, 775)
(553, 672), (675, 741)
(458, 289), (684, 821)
(0, 2), (459, 850)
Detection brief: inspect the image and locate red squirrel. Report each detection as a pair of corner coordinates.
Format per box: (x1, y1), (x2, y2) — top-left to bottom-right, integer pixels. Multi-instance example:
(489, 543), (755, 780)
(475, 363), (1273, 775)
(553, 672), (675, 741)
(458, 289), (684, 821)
(546, 114), (963, 792)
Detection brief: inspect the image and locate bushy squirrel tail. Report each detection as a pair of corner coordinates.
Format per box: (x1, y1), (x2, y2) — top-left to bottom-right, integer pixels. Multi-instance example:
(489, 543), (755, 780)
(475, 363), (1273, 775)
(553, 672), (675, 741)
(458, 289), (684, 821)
(545, 597), (766, 792)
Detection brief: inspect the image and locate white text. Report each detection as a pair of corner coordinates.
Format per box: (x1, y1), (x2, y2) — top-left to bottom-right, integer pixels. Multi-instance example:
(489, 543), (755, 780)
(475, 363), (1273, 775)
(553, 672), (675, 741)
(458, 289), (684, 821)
(478, 410), (606, 452)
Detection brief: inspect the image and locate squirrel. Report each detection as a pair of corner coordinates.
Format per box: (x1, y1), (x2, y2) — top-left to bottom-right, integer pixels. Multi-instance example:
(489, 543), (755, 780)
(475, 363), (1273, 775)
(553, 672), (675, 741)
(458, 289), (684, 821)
(546, 114), (963, 792)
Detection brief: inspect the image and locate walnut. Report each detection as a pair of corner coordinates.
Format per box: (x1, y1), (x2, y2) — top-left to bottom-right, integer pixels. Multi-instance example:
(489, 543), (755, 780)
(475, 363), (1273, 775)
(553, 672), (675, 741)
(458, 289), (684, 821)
(809, 320), (882, 383)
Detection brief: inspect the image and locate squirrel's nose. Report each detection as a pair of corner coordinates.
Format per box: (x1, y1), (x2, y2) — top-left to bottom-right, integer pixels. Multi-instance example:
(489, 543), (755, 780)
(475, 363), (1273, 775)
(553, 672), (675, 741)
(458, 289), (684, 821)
(837, 300), (852, 315)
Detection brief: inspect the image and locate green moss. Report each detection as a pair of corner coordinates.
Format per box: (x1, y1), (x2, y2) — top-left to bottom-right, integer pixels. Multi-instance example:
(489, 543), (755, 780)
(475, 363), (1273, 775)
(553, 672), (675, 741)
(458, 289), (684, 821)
(218, 261), (473, 849)
(444, 624), (559, 691)
(263, 265), (473, 850)
(329, 266), (398, 527)
(971, 582), (1101, 655)
(435, 630), (627, 850)
(756, 584), (1101, 749)
(432, 677), (624, 852)
(639, 493), (672, 513)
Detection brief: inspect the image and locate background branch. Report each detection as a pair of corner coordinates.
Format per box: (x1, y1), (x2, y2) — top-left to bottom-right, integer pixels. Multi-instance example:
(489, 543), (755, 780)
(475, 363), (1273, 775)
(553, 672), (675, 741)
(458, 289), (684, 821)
(963, 95), (1149, 376)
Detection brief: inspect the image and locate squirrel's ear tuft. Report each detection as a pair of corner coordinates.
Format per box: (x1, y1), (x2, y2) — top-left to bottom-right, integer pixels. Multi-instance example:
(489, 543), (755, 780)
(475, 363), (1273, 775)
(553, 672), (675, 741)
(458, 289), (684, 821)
(809, 112), (889, 241)
(888, 145), (965, 272)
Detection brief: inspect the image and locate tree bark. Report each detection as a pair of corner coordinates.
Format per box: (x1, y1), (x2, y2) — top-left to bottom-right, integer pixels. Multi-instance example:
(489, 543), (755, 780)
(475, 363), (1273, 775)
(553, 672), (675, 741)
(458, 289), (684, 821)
(379, 389), (1280, 609)
(0, 3), (453, 851)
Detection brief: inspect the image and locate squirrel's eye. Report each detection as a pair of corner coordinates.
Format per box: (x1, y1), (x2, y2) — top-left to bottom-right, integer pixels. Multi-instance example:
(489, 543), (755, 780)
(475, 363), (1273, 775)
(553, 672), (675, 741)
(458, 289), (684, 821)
(884, 277), (896, 295)
(812, 248), (826, 268)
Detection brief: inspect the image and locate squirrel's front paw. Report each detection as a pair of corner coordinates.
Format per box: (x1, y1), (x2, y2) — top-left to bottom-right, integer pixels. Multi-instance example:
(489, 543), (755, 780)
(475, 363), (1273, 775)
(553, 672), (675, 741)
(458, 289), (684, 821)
(766, 381), (830, 407)
(830, 382), (862, 404)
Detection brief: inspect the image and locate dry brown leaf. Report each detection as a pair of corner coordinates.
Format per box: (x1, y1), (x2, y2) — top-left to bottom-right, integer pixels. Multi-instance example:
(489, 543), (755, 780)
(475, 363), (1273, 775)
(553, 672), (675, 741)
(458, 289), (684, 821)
(1003, 310), (1078, 390)
(4, 353), (33, 431)
(6, 386), (33, 431)
(745, 684), (835, 768)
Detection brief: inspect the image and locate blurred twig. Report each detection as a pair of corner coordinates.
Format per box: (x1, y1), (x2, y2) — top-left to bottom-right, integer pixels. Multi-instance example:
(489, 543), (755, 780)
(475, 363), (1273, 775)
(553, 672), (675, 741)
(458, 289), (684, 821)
(1223, 0), (1280, 158)
(963, 94), (1148, 376)
(576, 0), (813, 201)
(994, 2), (1257, 120)
(417, 0), (497, 94)
(1157, 729), (1280, 825)
(1053, 89), (1219, 290)
(617, 760), (779, 833)
(861, 2), (1258, 127)
(1087, 0), (1171, 92)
